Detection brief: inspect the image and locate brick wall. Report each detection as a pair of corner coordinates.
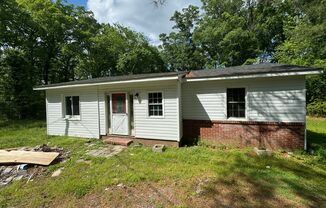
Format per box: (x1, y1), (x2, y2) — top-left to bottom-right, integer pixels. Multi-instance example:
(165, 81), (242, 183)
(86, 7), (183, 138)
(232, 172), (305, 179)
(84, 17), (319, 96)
(182, 120), (305, 150)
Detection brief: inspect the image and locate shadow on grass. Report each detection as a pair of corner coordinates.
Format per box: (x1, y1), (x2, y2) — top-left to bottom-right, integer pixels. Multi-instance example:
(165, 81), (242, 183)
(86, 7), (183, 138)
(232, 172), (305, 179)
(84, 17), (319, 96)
(108, 148), (326, 207)
(203, 154), (326, 208)
(307, 130), (326, 147)
(113, 154), (175, 207)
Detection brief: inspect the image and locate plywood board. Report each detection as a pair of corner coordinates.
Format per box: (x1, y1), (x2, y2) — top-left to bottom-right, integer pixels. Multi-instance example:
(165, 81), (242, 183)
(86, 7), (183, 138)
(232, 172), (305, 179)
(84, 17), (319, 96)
(0, 150), (59, 165)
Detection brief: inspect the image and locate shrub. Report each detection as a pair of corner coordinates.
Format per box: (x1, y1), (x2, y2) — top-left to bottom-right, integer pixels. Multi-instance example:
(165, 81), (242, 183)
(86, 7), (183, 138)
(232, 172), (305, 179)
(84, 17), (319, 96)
(307, 101), (326, 117)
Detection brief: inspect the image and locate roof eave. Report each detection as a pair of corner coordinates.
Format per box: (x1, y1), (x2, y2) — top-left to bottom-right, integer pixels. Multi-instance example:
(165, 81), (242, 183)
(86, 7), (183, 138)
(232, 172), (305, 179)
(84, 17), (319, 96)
(34, 75), (181, 91)
(184, 69), (323, 82)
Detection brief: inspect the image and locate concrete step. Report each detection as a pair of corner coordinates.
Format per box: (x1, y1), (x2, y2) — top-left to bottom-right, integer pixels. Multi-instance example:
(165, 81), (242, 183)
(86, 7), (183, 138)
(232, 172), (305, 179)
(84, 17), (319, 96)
(103, 136), (133, 146)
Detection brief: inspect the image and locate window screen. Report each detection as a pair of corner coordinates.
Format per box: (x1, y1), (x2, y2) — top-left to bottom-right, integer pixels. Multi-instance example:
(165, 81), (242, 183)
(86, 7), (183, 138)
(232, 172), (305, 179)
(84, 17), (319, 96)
(148, 92), (163, 116)
(65, 96), (80, 116)
(227, 88), (245, 118)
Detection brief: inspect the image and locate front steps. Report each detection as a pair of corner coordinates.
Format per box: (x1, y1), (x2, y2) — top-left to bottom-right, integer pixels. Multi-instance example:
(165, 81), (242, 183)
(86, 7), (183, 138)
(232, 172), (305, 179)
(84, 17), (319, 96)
(102, 135), (133, 146)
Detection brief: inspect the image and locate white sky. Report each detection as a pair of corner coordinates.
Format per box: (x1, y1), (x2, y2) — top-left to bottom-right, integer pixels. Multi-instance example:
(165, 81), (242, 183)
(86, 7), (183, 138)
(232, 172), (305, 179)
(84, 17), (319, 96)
(87, 0), (202, 45)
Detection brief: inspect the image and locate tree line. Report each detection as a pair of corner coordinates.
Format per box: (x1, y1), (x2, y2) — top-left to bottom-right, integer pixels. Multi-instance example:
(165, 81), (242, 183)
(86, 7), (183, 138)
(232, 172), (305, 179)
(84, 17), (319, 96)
(1, 0), (325, 119)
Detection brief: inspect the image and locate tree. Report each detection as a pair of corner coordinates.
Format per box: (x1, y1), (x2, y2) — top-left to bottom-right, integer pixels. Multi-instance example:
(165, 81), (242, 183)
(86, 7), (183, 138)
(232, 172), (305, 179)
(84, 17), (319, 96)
(0, 49), (44, 119)
(159, 5), (206, 71)
(193, 0), (259, 67)
(275, 0), (326, 105)
(76, 24), (165, 78)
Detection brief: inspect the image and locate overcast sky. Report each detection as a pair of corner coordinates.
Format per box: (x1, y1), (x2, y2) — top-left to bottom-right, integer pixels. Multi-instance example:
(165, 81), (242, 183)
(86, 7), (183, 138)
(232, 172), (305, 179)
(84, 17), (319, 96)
(85, 0), (202, 45)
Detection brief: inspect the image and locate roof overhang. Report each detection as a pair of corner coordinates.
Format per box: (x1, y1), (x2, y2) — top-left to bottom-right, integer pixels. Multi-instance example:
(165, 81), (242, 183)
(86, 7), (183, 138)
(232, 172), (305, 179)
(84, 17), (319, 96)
(34, 75), (181, 90)
(184, 69), (323, 82)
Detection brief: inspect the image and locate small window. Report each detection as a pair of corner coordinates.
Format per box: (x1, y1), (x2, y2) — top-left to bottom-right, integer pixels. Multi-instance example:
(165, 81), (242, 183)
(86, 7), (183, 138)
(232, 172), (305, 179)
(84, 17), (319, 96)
(227, 88), (245, 118)
(65, 96), (80, 117)
(112, 93), (126, 113)
(148, 92), (163, 117)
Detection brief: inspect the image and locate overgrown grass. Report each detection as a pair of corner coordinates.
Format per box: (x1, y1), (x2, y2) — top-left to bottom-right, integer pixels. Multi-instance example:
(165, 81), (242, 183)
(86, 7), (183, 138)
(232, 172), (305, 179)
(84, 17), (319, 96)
(0, 118), (325, 207)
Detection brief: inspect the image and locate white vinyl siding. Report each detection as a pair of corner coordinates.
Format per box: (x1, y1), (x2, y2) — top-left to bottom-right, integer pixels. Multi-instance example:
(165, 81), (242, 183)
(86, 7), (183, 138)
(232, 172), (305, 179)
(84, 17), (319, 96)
(46, 87), (100, 138)
(135, 87), (178, 140)
(182, 81), (226, 120)
(248, 77), (306, 122)
(182, 76), (306, 122)
(98, 80), (180, 141)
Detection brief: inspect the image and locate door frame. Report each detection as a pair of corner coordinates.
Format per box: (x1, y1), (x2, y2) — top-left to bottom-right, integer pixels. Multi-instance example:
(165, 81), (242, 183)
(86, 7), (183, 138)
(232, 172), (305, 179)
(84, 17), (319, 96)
(109, 92), (130, 135)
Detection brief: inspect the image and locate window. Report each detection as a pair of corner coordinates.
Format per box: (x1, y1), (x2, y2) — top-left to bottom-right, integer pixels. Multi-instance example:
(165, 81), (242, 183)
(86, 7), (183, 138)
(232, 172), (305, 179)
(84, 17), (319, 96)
(65, 96), (80, 117)
(148, 92), (163, 117)
(112, 93), (126, 113)
(227, 88), (245, 118)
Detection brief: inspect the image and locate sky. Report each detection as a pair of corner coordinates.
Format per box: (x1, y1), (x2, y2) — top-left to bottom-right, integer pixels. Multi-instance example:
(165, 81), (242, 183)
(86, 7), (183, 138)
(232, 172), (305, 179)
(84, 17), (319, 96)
(66, 0), (202, 45)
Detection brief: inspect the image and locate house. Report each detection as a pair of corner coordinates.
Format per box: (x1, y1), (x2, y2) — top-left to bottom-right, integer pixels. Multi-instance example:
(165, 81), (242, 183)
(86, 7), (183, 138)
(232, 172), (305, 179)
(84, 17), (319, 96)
(34, 64), (323, 149)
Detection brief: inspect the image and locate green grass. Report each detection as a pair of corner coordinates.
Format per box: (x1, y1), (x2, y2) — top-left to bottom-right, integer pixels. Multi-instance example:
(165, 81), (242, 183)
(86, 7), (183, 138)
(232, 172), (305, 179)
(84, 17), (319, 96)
(307, 116), (326, 147)
(0, 118), (325, 207)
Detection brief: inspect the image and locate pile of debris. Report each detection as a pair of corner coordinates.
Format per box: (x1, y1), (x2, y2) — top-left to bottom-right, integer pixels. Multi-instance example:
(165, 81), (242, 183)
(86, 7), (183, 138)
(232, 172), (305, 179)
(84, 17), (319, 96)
(0, 144), (69, 187)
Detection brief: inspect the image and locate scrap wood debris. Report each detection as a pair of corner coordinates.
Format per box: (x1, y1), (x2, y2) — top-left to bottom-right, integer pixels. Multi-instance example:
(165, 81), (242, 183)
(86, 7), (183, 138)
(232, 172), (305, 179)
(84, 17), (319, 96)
(0, 151), (60, 166)
(0, 144), (69, 187)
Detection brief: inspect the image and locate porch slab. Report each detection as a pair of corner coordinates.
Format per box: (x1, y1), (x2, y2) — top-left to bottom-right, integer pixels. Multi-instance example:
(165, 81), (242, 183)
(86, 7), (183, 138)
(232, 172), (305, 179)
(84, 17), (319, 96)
(103, 136), (133, 146)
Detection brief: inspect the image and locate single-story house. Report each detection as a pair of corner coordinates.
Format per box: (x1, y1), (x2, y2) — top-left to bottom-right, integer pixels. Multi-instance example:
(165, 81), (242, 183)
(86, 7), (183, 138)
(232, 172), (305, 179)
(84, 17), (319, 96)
(34, 63), (323, 149)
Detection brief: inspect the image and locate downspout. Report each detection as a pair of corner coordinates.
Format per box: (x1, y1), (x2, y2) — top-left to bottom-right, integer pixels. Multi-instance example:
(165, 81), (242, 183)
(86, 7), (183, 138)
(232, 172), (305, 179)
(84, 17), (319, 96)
(304, 124), (307, 151)
(97, 86), (101, 139)
(304, 81), (307, 151)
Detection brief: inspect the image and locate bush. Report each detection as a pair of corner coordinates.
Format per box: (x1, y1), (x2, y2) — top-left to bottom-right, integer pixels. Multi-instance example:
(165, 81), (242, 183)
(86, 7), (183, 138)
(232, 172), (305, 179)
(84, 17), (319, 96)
(307, 101), (326, 117)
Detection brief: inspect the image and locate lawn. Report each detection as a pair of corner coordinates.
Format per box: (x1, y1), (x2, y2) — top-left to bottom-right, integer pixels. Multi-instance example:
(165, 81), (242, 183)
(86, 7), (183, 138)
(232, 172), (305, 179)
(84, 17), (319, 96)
(0, 118), (325, 207)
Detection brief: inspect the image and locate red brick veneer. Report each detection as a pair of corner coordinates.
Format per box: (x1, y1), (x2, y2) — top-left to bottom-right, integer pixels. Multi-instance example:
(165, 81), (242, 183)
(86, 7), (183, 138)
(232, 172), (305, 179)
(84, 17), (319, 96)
(183, 120), (305, 149)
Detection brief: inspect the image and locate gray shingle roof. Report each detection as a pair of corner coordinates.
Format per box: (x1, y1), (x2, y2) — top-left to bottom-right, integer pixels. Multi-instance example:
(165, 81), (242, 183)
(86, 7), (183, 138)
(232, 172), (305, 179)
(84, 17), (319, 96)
(34, 71), (185, 89)
(34, 63), (322, 90)
(186, 63), (320, 79)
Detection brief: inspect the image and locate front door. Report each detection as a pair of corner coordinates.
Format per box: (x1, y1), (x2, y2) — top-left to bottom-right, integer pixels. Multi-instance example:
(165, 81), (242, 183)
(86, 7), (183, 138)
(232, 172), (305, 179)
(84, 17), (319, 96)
(111, 93), (129, 135)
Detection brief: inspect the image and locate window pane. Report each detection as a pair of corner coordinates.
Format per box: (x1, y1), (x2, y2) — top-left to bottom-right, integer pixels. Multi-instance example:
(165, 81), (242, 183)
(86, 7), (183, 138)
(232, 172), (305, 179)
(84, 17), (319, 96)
(148, 92), (163, 116)
(227, 88), (245, 118)
(158, 105), (163, 116)
(65, 97), (72, 115)
(72, 96), (80, 115)
(149, 92), (162, 104)
(113, 94), (126, 113)
(239, 103), (245, 117)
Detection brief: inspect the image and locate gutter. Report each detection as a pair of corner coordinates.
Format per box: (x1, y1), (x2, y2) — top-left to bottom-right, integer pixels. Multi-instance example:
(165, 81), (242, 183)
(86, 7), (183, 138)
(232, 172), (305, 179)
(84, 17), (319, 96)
(34, 76), (180, 90)
(184, 70), (323, 82)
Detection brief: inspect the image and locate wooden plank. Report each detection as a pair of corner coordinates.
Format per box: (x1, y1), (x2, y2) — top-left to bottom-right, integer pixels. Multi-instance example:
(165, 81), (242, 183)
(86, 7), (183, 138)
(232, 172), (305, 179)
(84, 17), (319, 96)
(0, 150), (59, 166)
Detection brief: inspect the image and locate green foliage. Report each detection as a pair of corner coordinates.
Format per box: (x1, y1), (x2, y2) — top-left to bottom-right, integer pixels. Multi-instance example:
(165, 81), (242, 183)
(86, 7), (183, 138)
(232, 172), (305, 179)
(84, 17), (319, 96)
(159, 5), (206, 71)
(193, 0), (259, 67)
(160, 0), (326, 70)
(274, 0), (326, 107)
(0, 0), (166, 119)
(0, 49), (44, 119)
(307, 101), (326, 117)
(77, 24), (165, 78)
(306, 69), (326, 103)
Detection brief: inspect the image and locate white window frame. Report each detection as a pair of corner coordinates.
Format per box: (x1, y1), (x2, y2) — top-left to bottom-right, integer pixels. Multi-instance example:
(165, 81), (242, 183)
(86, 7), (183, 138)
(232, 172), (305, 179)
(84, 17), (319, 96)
(226, 87), (247, 120)
(63, 95), (81, 120)
(147, 91), (164, 118)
